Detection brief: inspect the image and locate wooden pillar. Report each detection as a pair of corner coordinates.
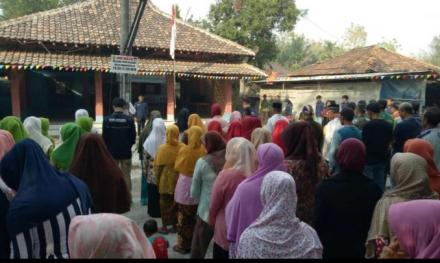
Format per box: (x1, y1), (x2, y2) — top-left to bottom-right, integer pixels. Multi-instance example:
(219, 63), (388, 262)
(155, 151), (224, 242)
(166, 75), (175, 121)
(224, 79), (233, 114)
(82, 74), (91, 111)
(9, 70), (26, 118)
(94, 72), (104, 123)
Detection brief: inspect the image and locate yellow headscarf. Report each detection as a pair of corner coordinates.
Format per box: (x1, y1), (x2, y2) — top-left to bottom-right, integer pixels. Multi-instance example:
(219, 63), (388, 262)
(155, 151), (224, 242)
(154, 125), (184, 166)
(188, 114), (206, 132)
(174, 126), (206, 176)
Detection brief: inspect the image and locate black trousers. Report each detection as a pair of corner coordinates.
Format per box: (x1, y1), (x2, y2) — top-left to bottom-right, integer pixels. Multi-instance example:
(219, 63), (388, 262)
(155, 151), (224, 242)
(213, 242), (229, 259)
(137, 118), (146, 135)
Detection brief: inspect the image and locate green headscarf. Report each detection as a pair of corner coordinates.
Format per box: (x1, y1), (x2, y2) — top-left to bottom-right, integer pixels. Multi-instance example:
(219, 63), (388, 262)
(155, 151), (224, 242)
(40, 117), (56, 145)
(76, 116), (94, 133)
(51, 123), (84, 171)
(138, 110), (162, 156)
(0, 116), (28, 143)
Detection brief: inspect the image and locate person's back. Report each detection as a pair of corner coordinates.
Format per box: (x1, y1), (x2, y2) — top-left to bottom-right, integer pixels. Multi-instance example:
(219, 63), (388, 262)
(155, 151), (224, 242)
(419, 107), (440, 168)
(363, 119), (393, 165)
(394, 117), (422, 154)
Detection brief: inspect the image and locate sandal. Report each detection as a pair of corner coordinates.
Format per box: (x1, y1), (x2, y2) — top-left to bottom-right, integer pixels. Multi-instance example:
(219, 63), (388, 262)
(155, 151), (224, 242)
(173, 245), (190, 254)
(157, 226), (169, 235)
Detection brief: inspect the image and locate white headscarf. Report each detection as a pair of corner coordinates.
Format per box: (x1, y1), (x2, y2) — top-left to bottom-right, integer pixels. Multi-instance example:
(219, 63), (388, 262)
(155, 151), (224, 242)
(143, 118), (166, 158)
(75, 109), (89, 121)
(236, 171), (323, 259)
(23, 116), (53, 154)
(224, 137), (257, 177)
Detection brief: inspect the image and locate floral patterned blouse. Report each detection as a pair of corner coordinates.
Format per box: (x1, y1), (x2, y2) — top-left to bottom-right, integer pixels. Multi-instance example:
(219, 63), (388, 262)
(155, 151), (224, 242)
(284, 158), (330, 225)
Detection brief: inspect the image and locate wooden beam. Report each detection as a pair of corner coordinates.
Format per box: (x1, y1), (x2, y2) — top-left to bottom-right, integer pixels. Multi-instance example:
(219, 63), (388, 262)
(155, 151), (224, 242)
(9, 70), (26, 118)
(94, 71), (104, 123)
(224, 79), (233, 114)
(166, 75), (175, 121)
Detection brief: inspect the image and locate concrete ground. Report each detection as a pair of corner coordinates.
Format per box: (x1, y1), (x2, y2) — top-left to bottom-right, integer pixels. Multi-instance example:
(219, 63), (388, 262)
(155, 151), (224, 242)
(123, 151), (214, 259)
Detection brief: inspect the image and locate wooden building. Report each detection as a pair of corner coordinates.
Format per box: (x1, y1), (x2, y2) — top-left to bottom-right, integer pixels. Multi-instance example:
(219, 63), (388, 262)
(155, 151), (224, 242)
(0, 0), (266, 122)
(255, 46), (439, 115)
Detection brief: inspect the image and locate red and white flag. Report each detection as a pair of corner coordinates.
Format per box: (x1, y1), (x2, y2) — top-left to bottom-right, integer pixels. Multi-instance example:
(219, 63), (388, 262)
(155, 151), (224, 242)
(170, 4), (177, 60)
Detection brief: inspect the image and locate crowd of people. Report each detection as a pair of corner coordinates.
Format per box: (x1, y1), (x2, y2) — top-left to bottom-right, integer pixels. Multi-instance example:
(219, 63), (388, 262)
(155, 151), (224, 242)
(0, 93), (440, 259)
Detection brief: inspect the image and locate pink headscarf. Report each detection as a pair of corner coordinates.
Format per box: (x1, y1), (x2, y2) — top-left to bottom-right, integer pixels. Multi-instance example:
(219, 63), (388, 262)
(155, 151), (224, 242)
(225, 143), (286, 258)
(388, 200), (440, 259)
(0, 130), (15, 160)
(68, 214), (156, 259)
(237, 171), (323, 258)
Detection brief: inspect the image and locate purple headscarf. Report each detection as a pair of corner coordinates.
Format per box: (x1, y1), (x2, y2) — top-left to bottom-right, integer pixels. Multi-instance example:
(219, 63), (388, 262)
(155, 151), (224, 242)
(388, 200), (440, 259)
(225, 143), (286, 258)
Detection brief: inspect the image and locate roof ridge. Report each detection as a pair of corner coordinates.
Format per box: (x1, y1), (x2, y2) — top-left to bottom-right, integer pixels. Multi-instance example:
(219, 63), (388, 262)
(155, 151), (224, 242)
(147, 2), (255, 57)
(375, 45), (440, 72)
(0, 0), (95, 27)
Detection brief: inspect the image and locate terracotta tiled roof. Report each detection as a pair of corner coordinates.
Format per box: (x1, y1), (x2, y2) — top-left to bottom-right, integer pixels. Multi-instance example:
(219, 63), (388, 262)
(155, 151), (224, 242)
(289, 46), (440, 77)
(0, 0), (255, 57)
(0, 51), (267, 78)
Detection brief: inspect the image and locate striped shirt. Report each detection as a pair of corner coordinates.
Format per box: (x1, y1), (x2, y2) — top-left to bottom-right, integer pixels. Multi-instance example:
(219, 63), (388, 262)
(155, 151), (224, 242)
(9, 198), (90, 259)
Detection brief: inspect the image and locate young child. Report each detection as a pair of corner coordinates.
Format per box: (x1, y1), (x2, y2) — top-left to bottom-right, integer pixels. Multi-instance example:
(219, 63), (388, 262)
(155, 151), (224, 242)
(144, 219), (169, 259)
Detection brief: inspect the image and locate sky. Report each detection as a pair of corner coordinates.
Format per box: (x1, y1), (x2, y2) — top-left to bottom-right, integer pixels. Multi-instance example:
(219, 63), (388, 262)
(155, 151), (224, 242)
(151, 0), (440, 57)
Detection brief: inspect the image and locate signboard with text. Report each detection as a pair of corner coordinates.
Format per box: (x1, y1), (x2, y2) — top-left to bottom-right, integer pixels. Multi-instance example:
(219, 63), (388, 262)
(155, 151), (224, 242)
(110, 55), (139, 74)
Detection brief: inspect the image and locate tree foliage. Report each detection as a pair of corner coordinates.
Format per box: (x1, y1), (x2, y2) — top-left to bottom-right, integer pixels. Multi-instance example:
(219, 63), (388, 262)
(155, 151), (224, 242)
(377, 38), (401, 52)
(342, 23), (367, 50)
(201, 0), (302, 67)
(419, 35), (440, 66)
(0, 0), (84, 20)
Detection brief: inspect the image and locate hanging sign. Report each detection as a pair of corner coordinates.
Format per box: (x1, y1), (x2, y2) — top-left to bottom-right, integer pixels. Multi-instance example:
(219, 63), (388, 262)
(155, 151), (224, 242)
(110, 55), (139, 74)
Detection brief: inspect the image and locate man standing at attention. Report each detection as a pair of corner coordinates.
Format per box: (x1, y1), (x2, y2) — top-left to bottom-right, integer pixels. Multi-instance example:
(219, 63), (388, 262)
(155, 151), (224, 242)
(103, 97), (137, 199)
(315, 95), (325, 124)
(259, 94), (270, 124)
(266, 101), (288, 133)
(362, 102), (393, 192)
(393, 102), (422, 154)
(322, 103), (342, 161)
(419, 107), (440, 168)
(340, 95), (349, 111)
(134, 94), (148, 136)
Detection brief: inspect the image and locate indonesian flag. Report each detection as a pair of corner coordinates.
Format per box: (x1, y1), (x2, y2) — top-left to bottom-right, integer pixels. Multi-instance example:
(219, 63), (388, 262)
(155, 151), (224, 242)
(170, 4), (177, 60)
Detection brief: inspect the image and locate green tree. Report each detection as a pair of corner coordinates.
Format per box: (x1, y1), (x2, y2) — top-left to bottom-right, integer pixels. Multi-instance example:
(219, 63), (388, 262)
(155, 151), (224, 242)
(0, 0), (83, 20)
(202, 0), (302, 67)
(377, 38), (401, 52)
(420, 35), (440, 66)
(343, 23), (367, 50)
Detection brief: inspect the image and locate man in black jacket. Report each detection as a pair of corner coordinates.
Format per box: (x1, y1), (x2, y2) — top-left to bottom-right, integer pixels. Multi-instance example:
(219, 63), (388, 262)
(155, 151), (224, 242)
(103, 97), (136, 199)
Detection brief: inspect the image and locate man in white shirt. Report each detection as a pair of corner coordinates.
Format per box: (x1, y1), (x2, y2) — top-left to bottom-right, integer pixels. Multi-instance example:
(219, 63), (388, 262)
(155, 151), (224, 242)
(322, 104), (342, 161)
(266, 101), (288, 133)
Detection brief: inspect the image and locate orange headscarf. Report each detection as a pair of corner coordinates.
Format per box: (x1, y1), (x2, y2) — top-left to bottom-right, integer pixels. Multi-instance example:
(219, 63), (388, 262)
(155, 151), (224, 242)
(174, 126), (206, 176)
(404, 139), (440, 194)
(154, 125), (184, 166)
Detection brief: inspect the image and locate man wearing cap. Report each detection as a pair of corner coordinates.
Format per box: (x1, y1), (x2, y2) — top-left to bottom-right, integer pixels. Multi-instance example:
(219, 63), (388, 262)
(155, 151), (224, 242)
(327, 108), (362, 174)
(362, 102), (393, 192)
(266, 101), (288, 133)
(322, 103), (342, 160)
(301, 105), (324, 152)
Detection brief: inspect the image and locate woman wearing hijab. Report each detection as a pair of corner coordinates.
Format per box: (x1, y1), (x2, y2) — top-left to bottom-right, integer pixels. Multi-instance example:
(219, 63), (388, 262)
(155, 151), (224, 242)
(225, 143), (286, 258)
(404, 139), (440, 194)
(229, 111), (242, 123)
(176, 108), (190, 134)
(241, 111), (262, 140)
(39, 117), (56, 147)
(1, 140), (92, 259)
(0, 116), (28, 143)
(251, 128), (271, 149)
(281, 122), (329, 225)
(225, 120), (243, 141)
(188, 113), (206, 133)
(237, 171), (323, 259)
(143, 118), (166, 218)
(51, 123), (84, 171)
(272, 119), (289, 154)
(138, 110), (162, 206)
(68, 214), (156, 259)
(209, 138), (257, 259)
(206, 103), (228, 131)
(0, 130), (15, 258)
(70, 133), (131, 214)
(190, 131), (227, 258)
(173, 126), (206, 254)
(313, 139), (382, 258)
(207, 121), (224, 136)
(23, 116), (54, 156)
(75, 109), (90, 120)
(154, 125), (185, 234)
(365, 153), (438, 258)
(74, 109), (97, 133)
(382, 200), (440, 259)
